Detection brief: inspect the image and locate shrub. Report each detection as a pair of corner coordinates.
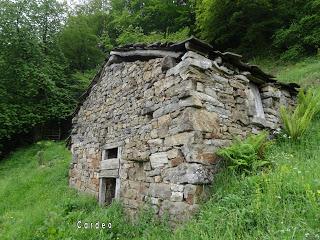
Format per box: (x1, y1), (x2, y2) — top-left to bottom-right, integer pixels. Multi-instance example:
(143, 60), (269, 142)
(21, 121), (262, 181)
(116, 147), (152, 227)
(280, 89), (320, 140)
(217, 132), (272, 174)
(116, 25), (190, 45)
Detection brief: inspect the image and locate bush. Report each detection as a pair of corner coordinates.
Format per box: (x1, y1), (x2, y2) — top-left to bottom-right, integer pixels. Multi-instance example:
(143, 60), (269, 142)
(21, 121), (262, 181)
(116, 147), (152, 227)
(116, 25), (190, 45)
(217, 132), (272, 174)
(279, 45), (306, 62)
(280, 89), (320, 140)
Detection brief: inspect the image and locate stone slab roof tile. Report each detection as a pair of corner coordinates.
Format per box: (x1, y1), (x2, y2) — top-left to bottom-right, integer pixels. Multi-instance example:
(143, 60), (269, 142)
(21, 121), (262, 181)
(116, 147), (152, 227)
(71, 37), (300, 118)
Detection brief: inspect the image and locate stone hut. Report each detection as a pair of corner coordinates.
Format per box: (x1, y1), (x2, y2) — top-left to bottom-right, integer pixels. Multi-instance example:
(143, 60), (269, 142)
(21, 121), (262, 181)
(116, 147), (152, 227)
(69, 37), (299, 222)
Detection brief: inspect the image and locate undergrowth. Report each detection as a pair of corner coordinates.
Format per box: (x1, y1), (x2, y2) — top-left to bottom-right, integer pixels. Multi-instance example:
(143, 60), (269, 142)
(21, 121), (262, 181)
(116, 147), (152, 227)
(280, 89), (320, 140)
(217, 131), (272, 174)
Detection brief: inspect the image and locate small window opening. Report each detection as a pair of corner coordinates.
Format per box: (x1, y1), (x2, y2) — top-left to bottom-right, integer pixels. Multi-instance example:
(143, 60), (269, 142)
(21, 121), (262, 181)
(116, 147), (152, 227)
(105, 147), (118, 159)
(248, 83), (269, 127)
(248, 83), (265, 119)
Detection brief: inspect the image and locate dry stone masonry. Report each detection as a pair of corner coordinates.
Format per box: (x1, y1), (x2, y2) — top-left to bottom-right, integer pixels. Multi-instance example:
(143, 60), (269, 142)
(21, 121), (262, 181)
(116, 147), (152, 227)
(69, 37), (298, 223)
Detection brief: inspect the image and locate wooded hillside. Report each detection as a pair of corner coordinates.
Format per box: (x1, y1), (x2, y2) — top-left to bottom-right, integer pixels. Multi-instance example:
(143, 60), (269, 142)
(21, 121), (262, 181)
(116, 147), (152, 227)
(0, 0), (319, 155)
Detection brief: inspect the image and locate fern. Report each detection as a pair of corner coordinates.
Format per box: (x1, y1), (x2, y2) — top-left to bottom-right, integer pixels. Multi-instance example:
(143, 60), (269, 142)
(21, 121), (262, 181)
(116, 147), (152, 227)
(280, 89), (320, 140)
(217, 132), (271, 174)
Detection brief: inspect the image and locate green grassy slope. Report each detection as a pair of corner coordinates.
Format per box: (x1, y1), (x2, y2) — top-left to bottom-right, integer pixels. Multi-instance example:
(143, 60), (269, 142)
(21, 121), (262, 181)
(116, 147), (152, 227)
(253, 56), (320, 87)
(0, 142), (170, 239)
(0, 58), (320, 239)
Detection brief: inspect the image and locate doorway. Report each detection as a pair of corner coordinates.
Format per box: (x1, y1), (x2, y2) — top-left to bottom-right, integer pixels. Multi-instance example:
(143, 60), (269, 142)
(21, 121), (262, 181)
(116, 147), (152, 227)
(104, 178), (116, 205)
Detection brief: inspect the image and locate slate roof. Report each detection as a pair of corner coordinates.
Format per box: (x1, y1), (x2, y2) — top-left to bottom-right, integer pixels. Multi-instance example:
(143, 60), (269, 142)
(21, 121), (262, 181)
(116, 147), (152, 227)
(72, 37), (300, 117)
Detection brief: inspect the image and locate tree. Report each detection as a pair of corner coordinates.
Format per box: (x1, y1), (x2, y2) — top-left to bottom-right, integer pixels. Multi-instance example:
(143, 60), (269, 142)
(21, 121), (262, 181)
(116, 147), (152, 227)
(0, 0), (76, 153)
(273, 0), (320, 60)
(196, 0), (281, 55)
(195, 0), (319, 59)
(59, 15), (105, 71)
(106, 0), (195, 45)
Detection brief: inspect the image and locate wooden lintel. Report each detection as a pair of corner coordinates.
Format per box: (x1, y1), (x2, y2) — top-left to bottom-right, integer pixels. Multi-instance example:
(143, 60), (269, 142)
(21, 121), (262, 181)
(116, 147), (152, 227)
(101, 158), (119, 170)
(103, 141), (124, 150)
(99, 169), (119, 178)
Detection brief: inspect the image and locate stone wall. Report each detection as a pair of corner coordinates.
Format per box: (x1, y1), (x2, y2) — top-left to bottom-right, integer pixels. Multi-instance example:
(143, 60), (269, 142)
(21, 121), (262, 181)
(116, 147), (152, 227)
(70, 51), (296, 222)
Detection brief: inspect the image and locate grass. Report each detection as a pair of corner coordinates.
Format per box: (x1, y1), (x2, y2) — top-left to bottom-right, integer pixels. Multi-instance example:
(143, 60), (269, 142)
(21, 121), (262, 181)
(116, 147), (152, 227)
(0, 141), (170, 239)
(252, 55), (320, 87)
(1, 120), (319, 239)
(1, 57), (320, 239)
(171, 116), (320, 239)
